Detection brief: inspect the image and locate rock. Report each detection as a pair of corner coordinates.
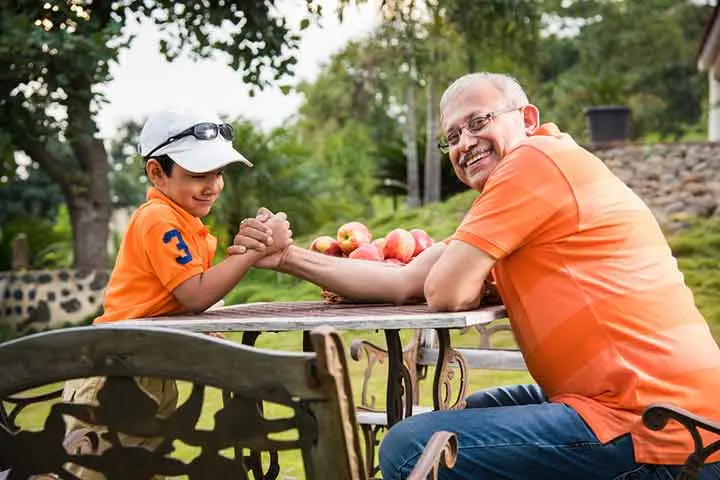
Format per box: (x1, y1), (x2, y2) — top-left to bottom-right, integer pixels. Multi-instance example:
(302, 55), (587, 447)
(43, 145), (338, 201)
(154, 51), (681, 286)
(590, 142), (720, 229)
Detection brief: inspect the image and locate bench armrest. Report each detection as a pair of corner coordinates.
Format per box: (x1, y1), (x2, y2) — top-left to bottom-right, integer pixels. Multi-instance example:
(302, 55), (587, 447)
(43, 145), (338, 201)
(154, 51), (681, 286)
(643, 403), (720, 479)
(407, 431), (458, 480)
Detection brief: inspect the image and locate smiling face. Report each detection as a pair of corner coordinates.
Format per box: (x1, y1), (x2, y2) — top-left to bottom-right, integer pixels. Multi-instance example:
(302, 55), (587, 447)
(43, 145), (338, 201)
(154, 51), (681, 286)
(441, 80), (539, 191)
(146, 160), (224, 218)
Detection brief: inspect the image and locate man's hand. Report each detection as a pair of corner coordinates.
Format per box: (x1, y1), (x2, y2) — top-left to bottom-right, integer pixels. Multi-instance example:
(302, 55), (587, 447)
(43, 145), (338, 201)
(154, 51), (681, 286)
(228, 207), (293, 269)
(227, 210), (274, 255)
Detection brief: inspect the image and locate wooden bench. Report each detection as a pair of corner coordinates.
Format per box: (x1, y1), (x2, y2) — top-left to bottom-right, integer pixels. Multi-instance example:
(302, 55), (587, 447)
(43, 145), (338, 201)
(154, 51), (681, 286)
(352, 318), (527, 477)
(0, 324), (458, 479)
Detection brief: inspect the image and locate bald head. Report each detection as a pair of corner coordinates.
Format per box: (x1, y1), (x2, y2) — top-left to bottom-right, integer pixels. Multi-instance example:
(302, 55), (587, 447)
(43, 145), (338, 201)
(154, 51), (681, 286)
(440, 73), (529, 121)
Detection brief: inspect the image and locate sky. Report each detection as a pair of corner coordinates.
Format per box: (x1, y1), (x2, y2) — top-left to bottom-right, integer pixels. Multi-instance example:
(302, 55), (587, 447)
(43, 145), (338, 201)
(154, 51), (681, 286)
(95, 0), (381, 140)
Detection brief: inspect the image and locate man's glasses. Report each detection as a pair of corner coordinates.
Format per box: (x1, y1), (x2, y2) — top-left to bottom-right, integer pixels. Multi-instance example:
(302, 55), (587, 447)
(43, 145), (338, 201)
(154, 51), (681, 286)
(144, 123), (234, 159)
(438, 106), (523, 154)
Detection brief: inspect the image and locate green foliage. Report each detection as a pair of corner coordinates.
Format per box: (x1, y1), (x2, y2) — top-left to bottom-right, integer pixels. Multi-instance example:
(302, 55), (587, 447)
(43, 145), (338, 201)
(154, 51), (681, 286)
(0, 207), (71, 270)
(0, 165), (64, 226)
(108, 120), (147, 209)
(445, 0), (542, 75)
(32, 205), (74, 268)
(214, 120), (339, 239)
(537, 0), (711, 140)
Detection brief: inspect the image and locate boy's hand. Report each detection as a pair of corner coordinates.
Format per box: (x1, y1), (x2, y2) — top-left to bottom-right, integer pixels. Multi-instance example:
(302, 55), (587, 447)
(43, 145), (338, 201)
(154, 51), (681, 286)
(228, 208), (293, 268)
(228, 215), (274, 255)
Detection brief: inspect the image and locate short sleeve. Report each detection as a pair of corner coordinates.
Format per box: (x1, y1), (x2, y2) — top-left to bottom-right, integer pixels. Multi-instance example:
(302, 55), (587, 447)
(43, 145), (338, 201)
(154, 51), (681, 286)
(141, 218), (206, 292)
(452, 145), (576, 259)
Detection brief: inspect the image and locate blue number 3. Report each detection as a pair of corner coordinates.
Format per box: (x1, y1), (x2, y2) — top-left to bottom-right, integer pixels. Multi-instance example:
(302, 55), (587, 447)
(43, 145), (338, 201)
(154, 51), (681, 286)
(163, 229), (193, 265)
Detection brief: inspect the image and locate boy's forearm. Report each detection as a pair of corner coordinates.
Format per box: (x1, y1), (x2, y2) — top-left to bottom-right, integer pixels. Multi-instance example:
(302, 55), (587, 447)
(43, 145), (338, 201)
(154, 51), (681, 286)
(173, 251), (264, 313)
(275, 245), (441, 304)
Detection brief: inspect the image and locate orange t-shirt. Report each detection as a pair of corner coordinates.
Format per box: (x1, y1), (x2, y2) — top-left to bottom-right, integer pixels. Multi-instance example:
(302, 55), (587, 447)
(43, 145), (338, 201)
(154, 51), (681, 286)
(95, 188), (217, 324)
(452, 124), (720, 464)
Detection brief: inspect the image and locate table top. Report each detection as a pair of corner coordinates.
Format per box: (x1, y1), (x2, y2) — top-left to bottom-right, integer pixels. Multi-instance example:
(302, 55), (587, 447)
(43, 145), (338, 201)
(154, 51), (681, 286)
(119, 301), (507, 333)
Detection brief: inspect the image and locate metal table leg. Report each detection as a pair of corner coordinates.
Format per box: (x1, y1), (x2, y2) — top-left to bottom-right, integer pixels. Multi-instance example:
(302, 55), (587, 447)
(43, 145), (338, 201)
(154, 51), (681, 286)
(433, 328), (468, 410)
(384, 329), (414, 427)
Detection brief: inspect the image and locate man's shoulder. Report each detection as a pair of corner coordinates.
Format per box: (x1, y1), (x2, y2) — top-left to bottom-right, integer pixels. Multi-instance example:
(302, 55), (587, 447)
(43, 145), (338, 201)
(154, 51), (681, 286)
(513, 131), (583, 158)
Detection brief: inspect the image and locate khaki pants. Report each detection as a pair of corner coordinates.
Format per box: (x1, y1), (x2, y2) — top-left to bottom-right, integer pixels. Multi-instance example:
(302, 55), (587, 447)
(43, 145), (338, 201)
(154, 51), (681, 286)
(61, 376), (178, 480)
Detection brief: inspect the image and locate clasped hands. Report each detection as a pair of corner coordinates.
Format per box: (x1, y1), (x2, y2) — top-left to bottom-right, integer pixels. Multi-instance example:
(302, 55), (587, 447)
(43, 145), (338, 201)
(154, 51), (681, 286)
(227, 207), (293, 268)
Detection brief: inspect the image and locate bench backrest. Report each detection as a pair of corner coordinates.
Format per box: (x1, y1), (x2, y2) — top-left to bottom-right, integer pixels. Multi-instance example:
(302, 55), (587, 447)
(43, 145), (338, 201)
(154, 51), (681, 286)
(417, 325), (527, 372)
(0, 324), (366, 479)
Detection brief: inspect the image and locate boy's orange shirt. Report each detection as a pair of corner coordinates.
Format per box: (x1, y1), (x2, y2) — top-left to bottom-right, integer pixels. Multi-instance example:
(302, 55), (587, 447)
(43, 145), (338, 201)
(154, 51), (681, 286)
(95, 187), (217, 324)
(452, 124), (720, 464)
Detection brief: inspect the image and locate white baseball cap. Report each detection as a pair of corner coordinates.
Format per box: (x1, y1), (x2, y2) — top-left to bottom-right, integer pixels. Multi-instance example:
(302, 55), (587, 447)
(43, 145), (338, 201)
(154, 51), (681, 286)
(139, 109), (253, 173)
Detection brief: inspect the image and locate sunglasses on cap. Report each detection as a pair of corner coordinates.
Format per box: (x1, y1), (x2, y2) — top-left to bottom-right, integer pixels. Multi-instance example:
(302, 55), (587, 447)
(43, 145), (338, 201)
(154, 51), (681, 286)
(144, 122), (234, 159)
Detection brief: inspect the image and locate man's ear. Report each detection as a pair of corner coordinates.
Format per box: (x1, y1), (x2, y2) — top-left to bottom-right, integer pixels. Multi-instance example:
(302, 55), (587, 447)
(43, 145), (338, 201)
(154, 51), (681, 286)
(522, 104), (540, 135)
(145, 159), (166, 187)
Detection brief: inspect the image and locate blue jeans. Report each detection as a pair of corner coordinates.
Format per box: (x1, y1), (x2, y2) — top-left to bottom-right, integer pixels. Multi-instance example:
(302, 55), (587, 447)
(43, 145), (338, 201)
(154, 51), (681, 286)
(379, 384), (720, 479)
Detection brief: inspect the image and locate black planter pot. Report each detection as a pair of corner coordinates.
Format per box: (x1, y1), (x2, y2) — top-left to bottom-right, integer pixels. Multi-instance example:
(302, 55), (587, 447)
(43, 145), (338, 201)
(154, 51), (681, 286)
(585, 105), (631, 144)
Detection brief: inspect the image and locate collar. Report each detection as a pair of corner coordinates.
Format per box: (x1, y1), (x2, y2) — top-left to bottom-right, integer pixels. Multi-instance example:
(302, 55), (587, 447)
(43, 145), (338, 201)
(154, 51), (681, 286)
(146, 187), (210, 236)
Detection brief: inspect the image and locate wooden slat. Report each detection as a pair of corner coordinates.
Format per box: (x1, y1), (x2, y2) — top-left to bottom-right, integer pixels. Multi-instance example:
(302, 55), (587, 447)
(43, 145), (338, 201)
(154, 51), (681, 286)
(0, 325), (320, 399)
(418, 347), (527, 371)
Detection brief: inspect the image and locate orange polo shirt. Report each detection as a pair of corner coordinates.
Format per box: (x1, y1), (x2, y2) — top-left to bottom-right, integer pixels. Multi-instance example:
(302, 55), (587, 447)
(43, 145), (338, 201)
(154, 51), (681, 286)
(452, 124), (720, 464)
(95, 188), (217, 324)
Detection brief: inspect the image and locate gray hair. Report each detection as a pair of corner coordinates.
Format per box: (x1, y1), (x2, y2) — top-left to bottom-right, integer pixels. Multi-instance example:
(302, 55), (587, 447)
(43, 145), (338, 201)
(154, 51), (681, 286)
(439, 73), (529, 120)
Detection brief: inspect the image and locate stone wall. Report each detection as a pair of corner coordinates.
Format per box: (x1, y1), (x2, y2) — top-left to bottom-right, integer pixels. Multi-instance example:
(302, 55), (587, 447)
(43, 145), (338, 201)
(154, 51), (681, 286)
(590, 142), (720, 230)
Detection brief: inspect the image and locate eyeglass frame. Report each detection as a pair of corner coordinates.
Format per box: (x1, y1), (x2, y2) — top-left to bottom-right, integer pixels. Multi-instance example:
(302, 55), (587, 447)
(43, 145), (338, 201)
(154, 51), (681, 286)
(143, 122), (234, 159)
(438, 105), (524, 154)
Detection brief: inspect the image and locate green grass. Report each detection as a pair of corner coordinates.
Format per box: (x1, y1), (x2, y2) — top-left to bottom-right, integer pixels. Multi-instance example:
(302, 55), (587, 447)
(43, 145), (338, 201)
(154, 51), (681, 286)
(667, 216), (720, 341)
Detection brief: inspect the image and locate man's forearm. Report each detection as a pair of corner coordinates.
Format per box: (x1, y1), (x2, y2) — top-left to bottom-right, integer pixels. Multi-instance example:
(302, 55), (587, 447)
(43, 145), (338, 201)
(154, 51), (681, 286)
(275, 244), (444, 304)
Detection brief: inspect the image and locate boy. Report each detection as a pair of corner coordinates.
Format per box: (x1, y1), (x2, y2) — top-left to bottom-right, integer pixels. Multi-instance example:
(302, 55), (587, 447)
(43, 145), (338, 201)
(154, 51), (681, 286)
(61, 109), (292, 478)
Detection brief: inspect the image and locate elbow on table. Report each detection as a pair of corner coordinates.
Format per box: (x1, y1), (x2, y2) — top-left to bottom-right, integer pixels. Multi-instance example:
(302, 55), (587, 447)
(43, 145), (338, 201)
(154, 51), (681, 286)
(181, 302), (208, 315)
(424, 283), (479, 312)
(174, 295), (212, 315)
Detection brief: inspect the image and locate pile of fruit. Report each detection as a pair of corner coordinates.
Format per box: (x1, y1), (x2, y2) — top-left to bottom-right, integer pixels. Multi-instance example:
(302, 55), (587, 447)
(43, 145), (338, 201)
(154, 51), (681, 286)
(309, 221), (503, 306)
(309, 222), (434, 303)
(309, 221), (434, 265)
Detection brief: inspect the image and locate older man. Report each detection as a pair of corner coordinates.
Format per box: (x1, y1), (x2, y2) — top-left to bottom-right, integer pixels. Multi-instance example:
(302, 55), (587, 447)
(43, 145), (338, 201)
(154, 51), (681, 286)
(232, 73), (720, 479)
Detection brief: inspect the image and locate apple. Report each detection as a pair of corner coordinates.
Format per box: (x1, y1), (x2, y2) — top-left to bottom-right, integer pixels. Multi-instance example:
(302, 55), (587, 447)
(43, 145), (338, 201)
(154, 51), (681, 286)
(410, 229), (434, 257)
(309, 235), (343, 256)
(383, 228), (416, 263)
(349, 243), (384, 261)
(336, 221), (372, 255)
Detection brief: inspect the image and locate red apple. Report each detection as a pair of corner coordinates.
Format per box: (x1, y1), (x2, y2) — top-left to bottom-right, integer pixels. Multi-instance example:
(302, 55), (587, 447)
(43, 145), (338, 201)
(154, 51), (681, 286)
(336, 221), (372, 255)
(383, 228), (416, 263)
(309, 235), (343, 256)
(348, 243), (384, 261)
(410, 228), (434, 257)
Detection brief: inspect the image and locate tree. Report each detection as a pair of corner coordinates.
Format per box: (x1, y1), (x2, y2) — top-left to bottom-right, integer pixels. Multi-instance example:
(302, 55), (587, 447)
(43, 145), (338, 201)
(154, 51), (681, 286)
(538, 0), (711, 140)
(0, 1), (321, 269)
(107, 119), (147, 210)
(296, 32), (407, 207)
(444, 0), (542, 78)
